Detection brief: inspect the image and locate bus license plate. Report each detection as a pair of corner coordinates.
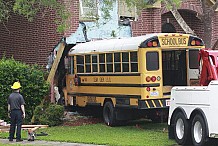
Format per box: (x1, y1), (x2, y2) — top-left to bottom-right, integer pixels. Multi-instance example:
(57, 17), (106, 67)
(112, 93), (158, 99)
(150, 91), (159, 96)
(166, 99), (170, 106)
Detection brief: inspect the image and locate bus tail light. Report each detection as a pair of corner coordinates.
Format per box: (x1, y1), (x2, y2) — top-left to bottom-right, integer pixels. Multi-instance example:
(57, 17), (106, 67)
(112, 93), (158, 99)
(151, 76), (156, 82)
(146, 76), (156, 82)
(146, 76), (151, 82)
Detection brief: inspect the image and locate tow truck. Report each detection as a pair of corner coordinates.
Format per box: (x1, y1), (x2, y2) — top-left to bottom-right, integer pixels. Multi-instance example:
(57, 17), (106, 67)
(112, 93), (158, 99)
(168, 49), (218, 146)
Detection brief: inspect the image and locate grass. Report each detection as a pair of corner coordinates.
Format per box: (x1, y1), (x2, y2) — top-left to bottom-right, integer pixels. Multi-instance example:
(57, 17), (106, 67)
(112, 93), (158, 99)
(0, 119), (176, 146)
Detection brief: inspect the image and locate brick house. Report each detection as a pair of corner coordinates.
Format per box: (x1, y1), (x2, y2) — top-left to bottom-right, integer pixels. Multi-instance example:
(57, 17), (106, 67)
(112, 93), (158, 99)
(0, 0), (217, 68)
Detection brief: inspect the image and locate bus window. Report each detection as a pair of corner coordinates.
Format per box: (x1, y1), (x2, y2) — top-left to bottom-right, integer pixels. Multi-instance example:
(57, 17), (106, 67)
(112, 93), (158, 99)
(99, 54), (105, 72)
(92, 55), (98, 72)
(114, 53), (121, 72)
(106, 53), (113, 72)
(85, 55), (91, 73)
(130, 52), (138, 72)
(122, 52), (129, 72)
(146, 52), (159, 71)
(77, 55), (84, 73)
(189, 50), (199, 69)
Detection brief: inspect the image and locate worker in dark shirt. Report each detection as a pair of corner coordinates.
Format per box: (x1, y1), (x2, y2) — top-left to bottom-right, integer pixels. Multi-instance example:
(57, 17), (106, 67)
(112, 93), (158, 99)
(8, 82), (25, 142)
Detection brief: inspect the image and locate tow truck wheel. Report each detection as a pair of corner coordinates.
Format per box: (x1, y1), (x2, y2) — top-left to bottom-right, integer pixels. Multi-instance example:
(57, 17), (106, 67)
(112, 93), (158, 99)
(173, 112), (191, 145)
(191, 114), (207, 146)
(103, 101), (117, 126)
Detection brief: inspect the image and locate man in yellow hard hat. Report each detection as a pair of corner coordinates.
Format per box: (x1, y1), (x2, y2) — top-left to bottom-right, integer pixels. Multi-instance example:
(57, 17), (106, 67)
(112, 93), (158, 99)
(8, 81), (25, 142)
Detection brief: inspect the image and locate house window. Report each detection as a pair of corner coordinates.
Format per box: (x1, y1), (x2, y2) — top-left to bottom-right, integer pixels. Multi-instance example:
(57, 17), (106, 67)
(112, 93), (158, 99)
(79, 0), (98, 21)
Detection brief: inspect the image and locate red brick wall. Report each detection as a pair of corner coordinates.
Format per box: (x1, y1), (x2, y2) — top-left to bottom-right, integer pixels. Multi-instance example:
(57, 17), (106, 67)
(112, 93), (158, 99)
(131, 8), (161, 36)
(1, 0), (218, 67)
(0, 0), (79, 67)
(63, 0), (80, 37)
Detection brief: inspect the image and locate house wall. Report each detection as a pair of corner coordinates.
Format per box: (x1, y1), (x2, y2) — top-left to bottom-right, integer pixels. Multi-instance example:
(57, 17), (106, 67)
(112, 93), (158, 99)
(0, 0), (79, 67)
(0, 0), (217, 67)
(212, 13), (218, 49)
(131, 8), (162, 36)
(66, 1), (132, 44)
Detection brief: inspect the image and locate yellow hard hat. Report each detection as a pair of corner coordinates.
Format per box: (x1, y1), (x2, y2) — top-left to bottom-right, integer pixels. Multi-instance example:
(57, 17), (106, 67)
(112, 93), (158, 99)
(11, 82), (21, 89)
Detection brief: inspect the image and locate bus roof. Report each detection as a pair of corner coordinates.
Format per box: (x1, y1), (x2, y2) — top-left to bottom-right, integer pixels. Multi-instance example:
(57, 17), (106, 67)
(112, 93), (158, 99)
(68, 33), (194, 55)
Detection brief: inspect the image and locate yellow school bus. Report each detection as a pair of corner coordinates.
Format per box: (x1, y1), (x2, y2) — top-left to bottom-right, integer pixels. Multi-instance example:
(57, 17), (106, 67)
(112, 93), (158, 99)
(63, 33), (205, 126)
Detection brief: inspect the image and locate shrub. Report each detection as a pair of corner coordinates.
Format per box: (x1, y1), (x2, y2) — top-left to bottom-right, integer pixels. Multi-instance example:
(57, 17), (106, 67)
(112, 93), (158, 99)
(0, 57), (49, 123)
(34, 104), (64, 126)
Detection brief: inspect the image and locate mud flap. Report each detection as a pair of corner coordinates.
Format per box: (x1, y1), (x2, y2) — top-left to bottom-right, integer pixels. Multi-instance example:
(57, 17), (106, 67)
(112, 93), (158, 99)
(168, 125), (175, 139)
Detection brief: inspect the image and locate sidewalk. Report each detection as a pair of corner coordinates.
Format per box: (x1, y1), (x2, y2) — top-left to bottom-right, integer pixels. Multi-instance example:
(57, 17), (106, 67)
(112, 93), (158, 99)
(0, 138), (104, 146)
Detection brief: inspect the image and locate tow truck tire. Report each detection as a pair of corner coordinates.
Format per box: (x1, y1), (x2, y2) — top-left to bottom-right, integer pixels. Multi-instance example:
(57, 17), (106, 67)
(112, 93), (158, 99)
(191, 114), (207, 146)
(173, 112), (191, 145)
(103, 101), (117, 126)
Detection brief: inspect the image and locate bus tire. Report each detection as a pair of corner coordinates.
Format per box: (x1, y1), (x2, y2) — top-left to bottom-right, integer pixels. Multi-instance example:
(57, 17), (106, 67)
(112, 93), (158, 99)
(173, 112), (191, 145)
(103, 101), (117, 126)
(191, 114), (207, 146)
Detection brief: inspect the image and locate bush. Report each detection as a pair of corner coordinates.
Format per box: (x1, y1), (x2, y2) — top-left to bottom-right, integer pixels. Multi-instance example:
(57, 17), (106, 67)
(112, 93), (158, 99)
(0, 57), (49, 123)
(34, 104), (64, 126)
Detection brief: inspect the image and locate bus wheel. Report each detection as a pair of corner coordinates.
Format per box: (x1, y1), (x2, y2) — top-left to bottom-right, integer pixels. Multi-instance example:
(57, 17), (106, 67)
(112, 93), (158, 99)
(191, 114), (207, 146)
(103, 101), (117, 126)
(173, 112), (191, 145)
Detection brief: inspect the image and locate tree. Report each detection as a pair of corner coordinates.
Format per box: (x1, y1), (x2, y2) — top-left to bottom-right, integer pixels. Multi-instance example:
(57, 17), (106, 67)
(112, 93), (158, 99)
(164, 0), (195, 35)
(198, 0), (218, 49)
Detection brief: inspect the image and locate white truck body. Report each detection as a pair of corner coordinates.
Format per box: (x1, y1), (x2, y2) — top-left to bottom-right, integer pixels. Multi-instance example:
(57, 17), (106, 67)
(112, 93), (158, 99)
(168, 80), (218, 145)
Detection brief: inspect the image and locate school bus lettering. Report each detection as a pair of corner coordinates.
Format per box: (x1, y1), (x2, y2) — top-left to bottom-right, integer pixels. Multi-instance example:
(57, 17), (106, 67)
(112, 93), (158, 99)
(105, 77), (111, 82)
(93, 77), (98, 82)
(93, 77), (111, 82)
(100, 77), (104, 82)
(160, 37), (187, 47)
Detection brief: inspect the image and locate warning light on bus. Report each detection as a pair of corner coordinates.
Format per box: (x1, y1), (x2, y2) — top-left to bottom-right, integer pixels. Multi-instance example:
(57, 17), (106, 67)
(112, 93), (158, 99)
(152, 41), (158, 47)
(191, 40), (201, 46)
(147, 41), (158, 47)
(147, 42), (153, 47)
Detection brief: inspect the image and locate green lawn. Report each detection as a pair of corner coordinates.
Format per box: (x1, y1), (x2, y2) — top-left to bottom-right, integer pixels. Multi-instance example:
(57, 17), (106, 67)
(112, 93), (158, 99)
(0, 120), (176, 146)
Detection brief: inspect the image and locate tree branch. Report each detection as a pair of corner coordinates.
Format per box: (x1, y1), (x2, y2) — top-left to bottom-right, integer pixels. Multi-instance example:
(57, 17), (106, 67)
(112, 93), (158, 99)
(164, 0), (195, 35)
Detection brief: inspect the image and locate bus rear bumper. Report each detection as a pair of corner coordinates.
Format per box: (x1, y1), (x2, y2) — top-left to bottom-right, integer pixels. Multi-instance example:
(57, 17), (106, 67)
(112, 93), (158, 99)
(138, 98), (170, 109)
